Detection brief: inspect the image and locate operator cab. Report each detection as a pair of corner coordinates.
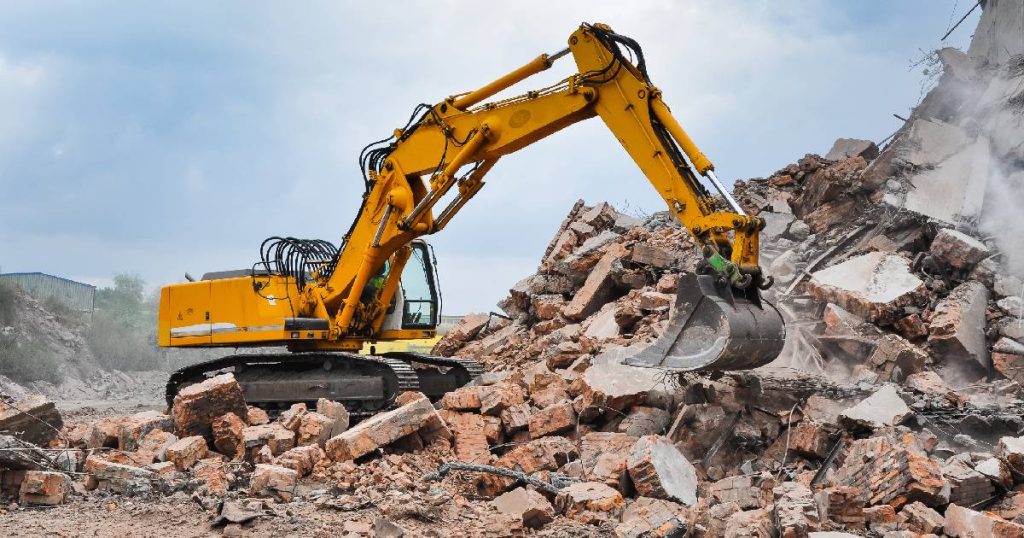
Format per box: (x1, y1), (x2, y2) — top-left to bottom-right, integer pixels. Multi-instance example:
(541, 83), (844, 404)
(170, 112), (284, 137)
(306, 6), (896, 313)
(380, 239), (441, 331)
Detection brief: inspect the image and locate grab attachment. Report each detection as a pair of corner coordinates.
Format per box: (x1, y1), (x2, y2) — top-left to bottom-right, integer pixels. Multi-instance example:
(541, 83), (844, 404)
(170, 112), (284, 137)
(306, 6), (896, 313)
(625, 273), (786, 372)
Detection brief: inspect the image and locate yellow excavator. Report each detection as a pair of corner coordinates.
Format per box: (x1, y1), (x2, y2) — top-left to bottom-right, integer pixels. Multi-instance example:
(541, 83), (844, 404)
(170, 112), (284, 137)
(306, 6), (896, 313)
(158, 23), (786, 413)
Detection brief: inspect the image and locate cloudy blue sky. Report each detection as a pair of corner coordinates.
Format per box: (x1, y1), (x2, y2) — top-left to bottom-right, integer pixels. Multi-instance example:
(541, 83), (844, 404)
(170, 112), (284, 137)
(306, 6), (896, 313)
(0, 1), (980, 314)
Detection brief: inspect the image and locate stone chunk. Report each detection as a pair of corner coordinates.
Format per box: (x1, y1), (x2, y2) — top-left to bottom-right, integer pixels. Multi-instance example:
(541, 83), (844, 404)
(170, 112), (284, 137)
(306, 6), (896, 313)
(117, 411), (173, 451)
(297, 412), (335, 447)
(84, 455), (156, 494)
(433, 312), (489, 356)
(627, 435), (698, 505)
(528, 401), (576, 438)
(929, 280), (990, 373)
(130, 429), (177, 466)
(555, 481), (624, 518)
(246, 406), (269, 426)
(243, 423), (296, 457)
(944, 503), (1024, 537)
(563, 244), (627, 321)
(171, 373), (248, 441)
(838, 385), (912, 430)
(212, 412), (246, 457)
(580, 432), (637, 491)
(807, 253), (926, 324)
(325, 392), (442, 461)
(249, 464), (297, 502)
(931, 228), (990, 271)
(616, 497), (688, 538)
(440, 385), (487, 411)
(898, 501), (944, 534)
(165, 435), (209, 471)
(274, 445), (324, 477)
(0, 395), (63, 446)
(315, 398), (350, 438)
(500, 403), (533, 434)
(19, 470), (70, 505)
(491, 487), (555, 529)
(825, 138), (879, 161)
(578, 362), (655, 419)
(773, 482), (821, 538)
(480, 384), (526, 417)
(618, 406), (671, 437)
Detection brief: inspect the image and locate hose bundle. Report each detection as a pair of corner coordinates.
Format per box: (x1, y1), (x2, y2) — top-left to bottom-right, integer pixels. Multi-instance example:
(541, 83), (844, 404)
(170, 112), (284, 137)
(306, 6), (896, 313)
(258, 237), (339, 290)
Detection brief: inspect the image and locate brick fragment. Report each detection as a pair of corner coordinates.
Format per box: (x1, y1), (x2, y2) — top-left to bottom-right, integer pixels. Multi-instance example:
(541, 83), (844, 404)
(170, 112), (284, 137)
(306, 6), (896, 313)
(325, 392), (443, 461)
(528, 401), (576, 438)
(246, 406), (269, 426)
(315, 398), (350, 438)
(627, 435), (697, 505)
(480, 436), (578, 495)
(297, 412), (335, 447)
(243, 423), (296, 457)
(831, 434), (947, 509)
(439, 385), (487, 411)
(898, 501), (944, 534)
(944, 503), (1024, 537)
(788, 421), (831, 459)
(164, 435), (208, 471)
(563, 244), (627, 321)
(84, 455), (156, 494)
(440, 411), (491, 463)
(943, 457), (994, 507)
(275, 445), (324, 477)
(500, 403), (533, 434)
(615, 497), (688, 538)
(249, 464), (297, 502)
(709, 475), (764, 510)
(815, 486), (865, 528)
(580, 432), (637, 491)
(117, 411), (173, 451)
(212, 412), (246, 458)
(129, 429), (177, 466)
(480, 384), (526, 416)
(19, 470), (70, 506)
(171, 373), (248, 440)
(773, 482), (820, 537)
(554, 481), (624, 519)
(928, 280), (990, 374)
(618, 406), (671, 437)
(192, 457), (231, 496)
(491, 487), (555, 529)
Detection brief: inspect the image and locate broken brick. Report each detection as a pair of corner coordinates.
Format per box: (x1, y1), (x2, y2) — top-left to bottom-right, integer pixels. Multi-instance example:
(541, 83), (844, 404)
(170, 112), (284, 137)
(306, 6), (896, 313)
(555, 481), (624, 519)
(18, 470), (70, 506)
(325, 392), (443, 461)
(164, 435), (208, 471)
(627, 435), (698, 505)
(249, 464), (297, 502)
(212, 412), (246, 458)
(171, 373), (248, 441)
(491, 487), (555, 529)
(528, 401), (576, 438)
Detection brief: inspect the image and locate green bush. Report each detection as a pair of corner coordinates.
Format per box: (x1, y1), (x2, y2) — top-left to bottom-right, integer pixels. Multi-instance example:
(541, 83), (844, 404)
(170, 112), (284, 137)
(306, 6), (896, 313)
(0, 282), (17, 326)
(87, 313), (163, 371)
(0, 334), (63, 384)
(43, 295), (80, 324)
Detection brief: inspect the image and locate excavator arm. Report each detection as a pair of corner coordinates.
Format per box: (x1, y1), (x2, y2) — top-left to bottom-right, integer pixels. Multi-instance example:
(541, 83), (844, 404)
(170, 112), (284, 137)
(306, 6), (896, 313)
(305, 23), (784, 371)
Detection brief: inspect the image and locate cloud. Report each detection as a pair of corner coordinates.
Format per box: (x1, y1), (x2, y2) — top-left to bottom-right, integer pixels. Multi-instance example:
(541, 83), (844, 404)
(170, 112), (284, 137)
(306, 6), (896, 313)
(0, 1), (979, 313)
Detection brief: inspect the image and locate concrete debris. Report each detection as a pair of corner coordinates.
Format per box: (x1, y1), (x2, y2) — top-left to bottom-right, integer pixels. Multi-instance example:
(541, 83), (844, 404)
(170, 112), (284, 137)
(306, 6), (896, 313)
(928, 280), (991, 374)
(490, 487), (555, 529)
(825, 138), (879, 162)
(807, 253), (926, 324)
(554, 481), (624, 519)
(930, 228), (991, 271)
(773, 481), (821, 538)
(325, 392), (446, 461)
(944, 503), (1024, 537)
(0, 395), (63, 446)
(616, 496), (688, 538)
(838, 384), (912, 430)
(170, 373), (248, 441)
(18, 470), (70, 506)
(626, 435), (698, 506)
(249, 463), (297, 502)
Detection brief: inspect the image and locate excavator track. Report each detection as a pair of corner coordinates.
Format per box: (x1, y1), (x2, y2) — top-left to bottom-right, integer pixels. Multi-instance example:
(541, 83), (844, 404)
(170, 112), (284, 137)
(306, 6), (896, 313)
(381, 352), (485, 399)
(166, 352), (419, 417)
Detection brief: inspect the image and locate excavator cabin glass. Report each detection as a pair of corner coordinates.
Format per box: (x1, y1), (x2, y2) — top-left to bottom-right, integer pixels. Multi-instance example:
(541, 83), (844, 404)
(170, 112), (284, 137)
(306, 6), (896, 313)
(400, 242), (439, 330)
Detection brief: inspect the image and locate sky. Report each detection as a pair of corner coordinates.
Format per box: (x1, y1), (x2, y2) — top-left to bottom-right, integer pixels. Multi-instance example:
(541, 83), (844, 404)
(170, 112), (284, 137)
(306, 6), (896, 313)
(0, 1), (982, 314)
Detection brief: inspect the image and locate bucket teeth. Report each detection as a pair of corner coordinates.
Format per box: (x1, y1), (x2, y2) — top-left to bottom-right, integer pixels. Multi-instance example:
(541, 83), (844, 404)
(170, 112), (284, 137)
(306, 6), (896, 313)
(625, 274), (786, 372)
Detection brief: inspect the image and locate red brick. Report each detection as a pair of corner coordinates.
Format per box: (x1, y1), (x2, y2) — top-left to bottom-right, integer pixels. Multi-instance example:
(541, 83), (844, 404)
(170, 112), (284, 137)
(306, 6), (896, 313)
(171, 373), (248, 440)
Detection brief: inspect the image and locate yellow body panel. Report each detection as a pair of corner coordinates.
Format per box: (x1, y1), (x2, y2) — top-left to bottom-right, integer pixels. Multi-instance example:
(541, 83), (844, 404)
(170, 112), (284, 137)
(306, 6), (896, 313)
(159, 23), (767, 352)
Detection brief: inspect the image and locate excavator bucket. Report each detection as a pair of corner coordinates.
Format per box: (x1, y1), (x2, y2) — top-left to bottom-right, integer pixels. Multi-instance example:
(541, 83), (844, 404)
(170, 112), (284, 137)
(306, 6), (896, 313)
(624, 273), (786, 372)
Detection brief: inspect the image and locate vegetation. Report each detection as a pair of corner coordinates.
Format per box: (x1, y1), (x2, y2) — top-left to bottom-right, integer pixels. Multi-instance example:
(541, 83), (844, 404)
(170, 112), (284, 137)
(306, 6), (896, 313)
(0, 333), (62, 384)
(0, 282), (16, 326)
(87, 273), (165, 371)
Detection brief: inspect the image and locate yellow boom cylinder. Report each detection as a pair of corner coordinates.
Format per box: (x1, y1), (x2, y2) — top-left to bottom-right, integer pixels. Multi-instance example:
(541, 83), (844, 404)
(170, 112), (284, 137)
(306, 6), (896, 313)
(650, 98), (714, 175)
(451, 54), (553, 110)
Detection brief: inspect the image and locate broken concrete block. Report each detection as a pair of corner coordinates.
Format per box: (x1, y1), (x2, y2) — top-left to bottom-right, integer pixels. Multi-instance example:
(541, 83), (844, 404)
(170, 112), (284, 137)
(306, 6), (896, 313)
(616, 496), (688, 538)
(279, 403), (307, 432)
(996, 435), (1024, 469)
(578, 361), (658, 419)
(212, 412), (246, 458)
(631, 243), (678, 270)
(243, 423), (296, 457)
(325, 392), (442, 461)
(930, 228), (990, 271)
(975, 457), (1013, 489)
(627, 435), (698, 505)
(192, 457), (230, 496)
(929, 280), (990, 373)
(117, 411), (173, 452)
(480, 384), (526, 417)
(315, 398), (350, 438)
(617, 406), (671, 437)
(491, 487), (555, 529)
(18, 470), (70, 506)
(480, 436), (578, 495)
(898, 501), (944, 534)
(0, 395), (63, 446)
(555, 481), (624, 519)
(440, 385), (487, 411)
(249, 463), (297, 502)
(994, 275), (1024, 298)
(563, 244), (627, 320)
(164, 435), (208, 471)
(774, 481), (821, 538)
(297, 412), (335, 448)
(275, 445), (324, 478)
(944, 503), (1024, 537)
(838, 385), (912, 430)
(709, 475), (764, 510)
(867, 334), (929, 382)
(171, 373), (248, 441)
(246, 406), (269, 426)
(130, 429), (177, 466)
(528, 401), (576, 438)
(84, 455), (156, 494)
(825, 138), (879, 161)
(500, 403), (533, 434)
(579, 432), (637, 491)
(807, 253), (926, 324)
(724, 508), (774, 537)
(788, 421), (832, 459)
